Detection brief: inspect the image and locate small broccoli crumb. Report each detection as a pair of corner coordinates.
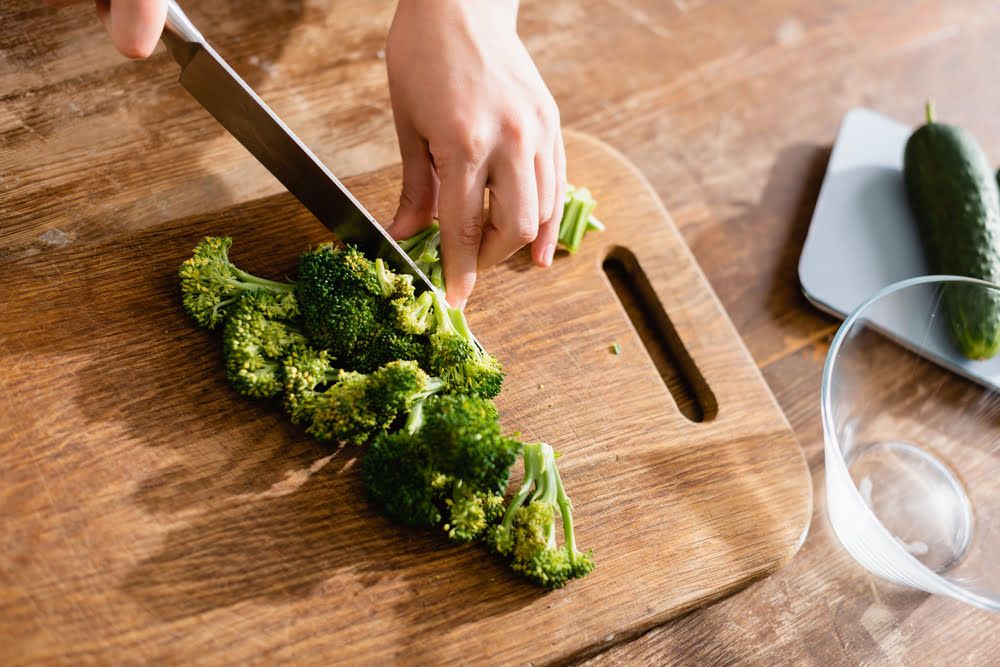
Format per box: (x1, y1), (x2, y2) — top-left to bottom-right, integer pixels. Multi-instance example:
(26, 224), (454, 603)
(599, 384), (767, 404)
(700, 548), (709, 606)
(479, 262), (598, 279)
(610, 343), (621, 355)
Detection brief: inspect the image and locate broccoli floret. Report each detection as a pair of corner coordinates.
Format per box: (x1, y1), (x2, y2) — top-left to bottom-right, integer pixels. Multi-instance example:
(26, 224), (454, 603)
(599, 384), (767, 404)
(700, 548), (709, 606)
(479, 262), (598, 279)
(221, 291), (308, 399)
(178, 236), (296, 329)
(414, 393), (516, 492)
(361, 394), (520, 542)
(488, 442), (594, 588)
(353, 325), (430, 375)
(362, 430), (444, 528)
(426, 292), (504, 399)
(444, 482), (506, 543)
(392, 290), (435, 336)
(282, 354), (443, 445)
(295, 245), (428, 372)
(280, 346), (339, 423)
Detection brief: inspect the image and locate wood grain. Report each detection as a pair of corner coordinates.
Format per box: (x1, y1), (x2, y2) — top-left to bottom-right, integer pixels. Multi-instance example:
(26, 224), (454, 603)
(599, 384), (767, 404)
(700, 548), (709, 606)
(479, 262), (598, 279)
(0, 131), (811, 666)
(3, 0), (1000, 664)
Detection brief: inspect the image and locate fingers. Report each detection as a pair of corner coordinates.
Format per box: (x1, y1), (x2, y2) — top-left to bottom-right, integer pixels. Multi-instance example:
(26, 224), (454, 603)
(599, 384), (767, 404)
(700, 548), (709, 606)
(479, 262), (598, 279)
(437, 166), (488, 308)
(388, 120), (439, 241)
(478, 151), (539, 272)
(531, 131), (563, 267)
(97, 0), (167, 59)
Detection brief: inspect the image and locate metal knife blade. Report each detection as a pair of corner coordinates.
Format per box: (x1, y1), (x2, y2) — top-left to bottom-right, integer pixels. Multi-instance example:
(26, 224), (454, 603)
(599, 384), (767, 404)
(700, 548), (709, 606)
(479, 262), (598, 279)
(161, 0), (435, 293)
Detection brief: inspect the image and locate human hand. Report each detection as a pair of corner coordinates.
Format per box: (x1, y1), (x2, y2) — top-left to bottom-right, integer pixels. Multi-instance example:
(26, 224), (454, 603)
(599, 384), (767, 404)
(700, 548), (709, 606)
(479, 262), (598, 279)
(94, 0), (167, 59)
(385, 0), (565, 308)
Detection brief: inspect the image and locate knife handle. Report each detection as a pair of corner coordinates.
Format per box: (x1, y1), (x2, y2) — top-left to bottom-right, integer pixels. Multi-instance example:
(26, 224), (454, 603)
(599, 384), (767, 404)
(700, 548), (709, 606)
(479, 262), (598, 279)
(164, 0), (204, 44)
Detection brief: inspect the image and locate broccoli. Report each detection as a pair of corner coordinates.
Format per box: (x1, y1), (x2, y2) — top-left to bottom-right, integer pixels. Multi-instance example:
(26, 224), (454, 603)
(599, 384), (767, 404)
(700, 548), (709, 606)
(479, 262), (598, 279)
(488, 442), (594, 589)
(296, 245), (429, 372)
(426, 292), (504, 399)
(178, 236), (297, 329)
(178, 236), (596, 589)
(558, 186), (604, 254)
(181, 237), (433, 373)
(362, 394), (521, 542)
(398, 222), (445, 290)
(221, 290), (308, 398)
(282, 350), (442, 445)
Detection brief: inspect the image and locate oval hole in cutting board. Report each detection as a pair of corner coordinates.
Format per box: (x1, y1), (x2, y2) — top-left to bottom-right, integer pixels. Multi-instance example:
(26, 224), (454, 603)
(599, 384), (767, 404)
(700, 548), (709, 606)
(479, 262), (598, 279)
(602, 246), (718, 422)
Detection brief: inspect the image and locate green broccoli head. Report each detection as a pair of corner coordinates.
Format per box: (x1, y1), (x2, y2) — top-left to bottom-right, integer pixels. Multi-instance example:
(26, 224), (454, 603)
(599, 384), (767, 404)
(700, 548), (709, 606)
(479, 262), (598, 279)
(488, 442), (594, 589)
(392, 290), (435, 336)
(444, 484), (505, 543)
(362, 429), (443, 528)
(417, 394), (519, 493)
(362, 393), (518, 543)
(295, 245), (429, 371)
(221, 290), (307, 399)
(426, 293), (504, 399)
(351, 325), (430, 375)
(288, 359), (442, 446)
(281, 345), (337, 423)
(179, 236), (295, 329)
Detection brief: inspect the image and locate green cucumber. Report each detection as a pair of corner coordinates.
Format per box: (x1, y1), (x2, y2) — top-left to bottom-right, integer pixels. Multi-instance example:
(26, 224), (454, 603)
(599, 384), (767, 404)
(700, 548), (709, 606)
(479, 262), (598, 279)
(903, 102), (1000, 360)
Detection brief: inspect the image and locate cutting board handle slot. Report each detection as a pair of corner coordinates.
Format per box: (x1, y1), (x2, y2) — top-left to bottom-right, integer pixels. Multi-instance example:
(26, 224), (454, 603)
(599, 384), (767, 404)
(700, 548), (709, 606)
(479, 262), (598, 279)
(602, 246), (718, 422)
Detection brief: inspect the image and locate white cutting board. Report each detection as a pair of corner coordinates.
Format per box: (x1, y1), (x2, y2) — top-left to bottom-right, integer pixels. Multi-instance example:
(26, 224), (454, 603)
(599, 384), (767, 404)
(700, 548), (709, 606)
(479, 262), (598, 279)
(798, 107), (1000, 389)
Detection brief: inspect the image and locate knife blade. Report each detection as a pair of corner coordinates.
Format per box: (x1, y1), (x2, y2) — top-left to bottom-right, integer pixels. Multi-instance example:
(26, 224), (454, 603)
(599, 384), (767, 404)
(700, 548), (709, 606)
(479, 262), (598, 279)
(161, 0), (436, 294)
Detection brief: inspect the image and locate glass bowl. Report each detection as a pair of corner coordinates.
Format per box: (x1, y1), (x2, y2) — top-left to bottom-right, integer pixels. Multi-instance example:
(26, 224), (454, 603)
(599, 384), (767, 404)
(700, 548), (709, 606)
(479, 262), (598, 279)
(823, 275), (1000, 612)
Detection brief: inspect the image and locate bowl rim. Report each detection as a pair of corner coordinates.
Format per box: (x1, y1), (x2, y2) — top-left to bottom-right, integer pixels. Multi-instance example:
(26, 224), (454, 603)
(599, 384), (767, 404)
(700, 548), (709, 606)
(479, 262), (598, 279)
(821, 273), (1000, 611)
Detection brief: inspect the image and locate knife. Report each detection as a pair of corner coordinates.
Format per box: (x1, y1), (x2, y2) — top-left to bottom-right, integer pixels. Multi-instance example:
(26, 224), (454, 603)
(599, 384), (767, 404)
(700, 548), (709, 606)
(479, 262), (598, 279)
(160, 0), (436, 294)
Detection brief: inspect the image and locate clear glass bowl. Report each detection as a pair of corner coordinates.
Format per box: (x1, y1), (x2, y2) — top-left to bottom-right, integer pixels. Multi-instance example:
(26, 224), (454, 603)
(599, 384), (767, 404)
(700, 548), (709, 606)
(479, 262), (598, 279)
(823, 275), (1000, 612)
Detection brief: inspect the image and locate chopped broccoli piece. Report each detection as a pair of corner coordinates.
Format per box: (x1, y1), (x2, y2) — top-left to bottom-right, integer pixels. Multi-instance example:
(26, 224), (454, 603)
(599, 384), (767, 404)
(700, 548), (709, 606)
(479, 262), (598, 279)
(426, 292), (505, 399)
(392, 290), (435, 336)
(362, 394), (521, 542)
(488, 442), (594, 589)
(221, 290), (308, 399)
(444, 482), (506, 542)
(558, 186), (603, 254)
(283, 353), (442, 445)
(178, 236), (296, 329)
(295, 245), (428, 372)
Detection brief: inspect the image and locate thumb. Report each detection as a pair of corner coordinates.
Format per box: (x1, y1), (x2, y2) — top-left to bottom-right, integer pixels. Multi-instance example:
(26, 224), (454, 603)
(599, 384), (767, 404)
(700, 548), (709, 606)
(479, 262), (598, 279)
(388, 124), (438, 241)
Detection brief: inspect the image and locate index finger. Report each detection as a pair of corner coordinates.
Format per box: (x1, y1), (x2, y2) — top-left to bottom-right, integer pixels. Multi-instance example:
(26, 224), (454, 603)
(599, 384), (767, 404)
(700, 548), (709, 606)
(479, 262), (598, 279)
(437, 167), (488, 308)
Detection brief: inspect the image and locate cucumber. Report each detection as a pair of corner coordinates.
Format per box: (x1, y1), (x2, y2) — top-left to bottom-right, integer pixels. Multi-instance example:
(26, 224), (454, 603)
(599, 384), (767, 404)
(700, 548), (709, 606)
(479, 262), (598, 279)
(903, 102), (1000, 360)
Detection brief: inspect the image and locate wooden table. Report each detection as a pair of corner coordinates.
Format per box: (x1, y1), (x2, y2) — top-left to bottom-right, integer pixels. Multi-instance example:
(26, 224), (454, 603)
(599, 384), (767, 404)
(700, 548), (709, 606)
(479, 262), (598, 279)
(2, 0), (998, 663)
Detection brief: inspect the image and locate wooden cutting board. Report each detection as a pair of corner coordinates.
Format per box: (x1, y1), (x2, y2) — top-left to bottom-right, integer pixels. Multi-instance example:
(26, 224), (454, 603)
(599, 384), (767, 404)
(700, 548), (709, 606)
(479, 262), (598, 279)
(0, 132), (811, 666)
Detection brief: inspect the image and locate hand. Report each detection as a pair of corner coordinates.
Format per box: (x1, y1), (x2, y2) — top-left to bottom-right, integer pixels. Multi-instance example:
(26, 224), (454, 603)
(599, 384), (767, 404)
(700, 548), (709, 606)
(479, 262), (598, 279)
(385, 0), (565, 307)
(95, 0), (167, 59)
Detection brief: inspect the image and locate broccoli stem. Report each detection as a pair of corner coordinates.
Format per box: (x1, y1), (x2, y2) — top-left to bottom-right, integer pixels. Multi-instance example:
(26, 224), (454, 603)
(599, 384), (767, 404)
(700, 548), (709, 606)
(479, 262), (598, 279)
(402, 376), (446, 434)
(431, 292), (457, 333)
(397, 224), (437, 252)
(552, 463), (579, 564)
(498, 443), (545, 530)
(374, 259), (398, 297)
(230, 266), (294, 293)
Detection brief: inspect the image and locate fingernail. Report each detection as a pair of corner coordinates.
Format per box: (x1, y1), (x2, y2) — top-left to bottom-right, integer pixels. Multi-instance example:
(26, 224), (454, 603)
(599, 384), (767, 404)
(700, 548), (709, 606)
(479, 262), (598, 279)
(543, 243), (555, 267)
(446, 293), (467, 310)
